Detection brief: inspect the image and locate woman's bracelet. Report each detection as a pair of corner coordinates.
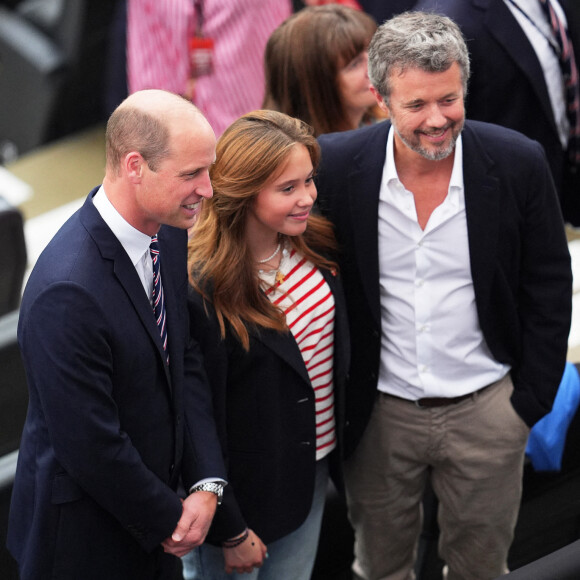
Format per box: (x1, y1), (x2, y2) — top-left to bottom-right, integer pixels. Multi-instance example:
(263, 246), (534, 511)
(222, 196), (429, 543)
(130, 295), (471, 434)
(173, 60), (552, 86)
(222, 528), (249, 548)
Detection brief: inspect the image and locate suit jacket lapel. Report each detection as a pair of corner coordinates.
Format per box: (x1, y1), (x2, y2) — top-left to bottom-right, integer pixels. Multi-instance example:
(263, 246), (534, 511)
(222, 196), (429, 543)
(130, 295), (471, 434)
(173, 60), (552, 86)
(80, 194), (172, 385)
(461, 123), (501, 307)
(113, 255), (171, 374)
(480, 0), (556, 131)
(347, 123), (389, 327)
(252, 326), (311, 386)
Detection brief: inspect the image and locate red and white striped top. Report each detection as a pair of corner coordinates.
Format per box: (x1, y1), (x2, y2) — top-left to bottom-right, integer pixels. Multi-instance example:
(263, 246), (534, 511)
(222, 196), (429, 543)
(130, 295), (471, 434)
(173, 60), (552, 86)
(262, 247), (336, 460)
(126, 0), (292, 137)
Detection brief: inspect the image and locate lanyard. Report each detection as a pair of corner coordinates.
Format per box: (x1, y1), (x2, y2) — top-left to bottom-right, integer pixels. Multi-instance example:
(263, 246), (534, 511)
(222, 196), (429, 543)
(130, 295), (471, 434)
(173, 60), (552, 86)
(505, 0), (561, 57)
(194, 0), (204, 35)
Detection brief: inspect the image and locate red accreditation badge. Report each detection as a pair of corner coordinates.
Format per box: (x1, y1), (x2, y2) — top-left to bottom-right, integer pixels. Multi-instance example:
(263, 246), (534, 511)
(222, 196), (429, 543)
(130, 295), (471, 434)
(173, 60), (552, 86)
(188, 35), (214, 79)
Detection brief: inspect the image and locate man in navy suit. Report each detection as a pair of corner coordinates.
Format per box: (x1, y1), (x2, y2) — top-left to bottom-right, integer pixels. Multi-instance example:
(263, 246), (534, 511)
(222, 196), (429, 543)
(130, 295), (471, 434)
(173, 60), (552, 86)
(415, 0), (580, 225)
(316, 12), (572, 579)
(7, 89), (226, 579)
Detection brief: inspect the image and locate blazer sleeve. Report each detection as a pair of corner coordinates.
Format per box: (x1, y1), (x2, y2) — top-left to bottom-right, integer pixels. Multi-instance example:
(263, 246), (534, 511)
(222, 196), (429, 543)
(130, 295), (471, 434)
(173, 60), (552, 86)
(180, 327), (228, 488)
(507, 142), (572, 426)
(186, 289), (248, 542)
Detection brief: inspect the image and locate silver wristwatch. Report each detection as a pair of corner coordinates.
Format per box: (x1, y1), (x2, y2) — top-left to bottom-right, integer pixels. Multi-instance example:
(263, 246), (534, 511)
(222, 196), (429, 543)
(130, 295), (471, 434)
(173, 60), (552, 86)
(190, 482), (224, 505)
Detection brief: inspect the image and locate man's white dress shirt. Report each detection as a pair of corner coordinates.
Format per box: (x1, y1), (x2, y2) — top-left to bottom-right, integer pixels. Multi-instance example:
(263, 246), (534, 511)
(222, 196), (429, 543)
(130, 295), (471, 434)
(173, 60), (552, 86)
(377, 129), (510, 400)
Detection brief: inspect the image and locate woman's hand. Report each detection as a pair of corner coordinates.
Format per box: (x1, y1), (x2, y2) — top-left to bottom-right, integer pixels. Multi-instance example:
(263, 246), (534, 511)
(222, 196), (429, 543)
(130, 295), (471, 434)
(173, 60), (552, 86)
(222, 528), (268, 574)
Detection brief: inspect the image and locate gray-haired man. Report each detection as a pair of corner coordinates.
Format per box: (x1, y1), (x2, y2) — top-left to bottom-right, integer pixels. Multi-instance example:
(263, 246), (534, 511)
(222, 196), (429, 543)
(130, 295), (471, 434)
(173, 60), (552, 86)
(316, 11), (572, 580)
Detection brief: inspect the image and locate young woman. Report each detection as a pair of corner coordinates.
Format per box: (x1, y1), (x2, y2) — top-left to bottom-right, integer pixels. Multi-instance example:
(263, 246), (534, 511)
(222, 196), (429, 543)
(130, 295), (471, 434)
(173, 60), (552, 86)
(263, 4), (381, 136)
(183, 110), (350, 579)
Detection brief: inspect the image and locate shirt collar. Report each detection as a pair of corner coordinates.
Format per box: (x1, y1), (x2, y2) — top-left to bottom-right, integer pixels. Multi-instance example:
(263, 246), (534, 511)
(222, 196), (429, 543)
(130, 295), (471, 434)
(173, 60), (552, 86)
(92, 186), (152, 267)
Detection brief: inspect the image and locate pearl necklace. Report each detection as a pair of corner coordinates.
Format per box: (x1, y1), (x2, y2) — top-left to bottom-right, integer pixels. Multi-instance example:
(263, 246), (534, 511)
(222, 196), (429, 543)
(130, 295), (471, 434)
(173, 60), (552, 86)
(256, 242), (281, 264)
(258, 246), (288, 286)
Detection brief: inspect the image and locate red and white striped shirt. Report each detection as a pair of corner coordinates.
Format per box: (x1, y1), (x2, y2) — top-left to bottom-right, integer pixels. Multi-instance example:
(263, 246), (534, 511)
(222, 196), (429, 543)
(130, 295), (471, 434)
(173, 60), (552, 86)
(262, 248), (336, 460)
(127, 0), (292, 137)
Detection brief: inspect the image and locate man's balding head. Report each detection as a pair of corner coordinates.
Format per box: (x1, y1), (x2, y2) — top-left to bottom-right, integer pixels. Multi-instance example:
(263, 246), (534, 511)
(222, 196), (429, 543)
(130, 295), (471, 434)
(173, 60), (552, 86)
(105, 89), (210, 176)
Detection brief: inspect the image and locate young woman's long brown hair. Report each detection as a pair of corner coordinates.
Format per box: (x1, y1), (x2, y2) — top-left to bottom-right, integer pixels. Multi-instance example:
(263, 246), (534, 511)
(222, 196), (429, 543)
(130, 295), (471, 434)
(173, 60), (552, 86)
(263, 5), (377, 136)
(188, 110), (338, 350)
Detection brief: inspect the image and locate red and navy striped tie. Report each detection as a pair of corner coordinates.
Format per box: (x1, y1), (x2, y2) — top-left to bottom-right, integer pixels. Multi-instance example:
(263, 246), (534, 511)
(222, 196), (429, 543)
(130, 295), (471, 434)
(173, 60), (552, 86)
(150, 235), (168, 363)
(540, 0), (580, 165)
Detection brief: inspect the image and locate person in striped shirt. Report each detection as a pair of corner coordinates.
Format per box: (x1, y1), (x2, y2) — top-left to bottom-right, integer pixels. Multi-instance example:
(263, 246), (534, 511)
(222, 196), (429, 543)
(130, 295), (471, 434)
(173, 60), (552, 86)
(184, 110), (350, 579)
(126, 0), (291, 138)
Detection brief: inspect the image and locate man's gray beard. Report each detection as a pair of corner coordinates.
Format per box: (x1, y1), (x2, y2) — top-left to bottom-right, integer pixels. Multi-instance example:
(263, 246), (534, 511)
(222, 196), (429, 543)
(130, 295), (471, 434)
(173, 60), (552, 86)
(393, 121), (463, 161)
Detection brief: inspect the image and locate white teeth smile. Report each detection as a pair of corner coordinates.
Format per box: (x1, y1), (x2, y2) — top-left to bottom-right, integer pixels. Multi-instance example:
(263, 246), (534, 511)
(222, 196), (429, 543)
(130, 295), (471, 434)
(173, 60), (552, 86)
(184, 202), (199, 210)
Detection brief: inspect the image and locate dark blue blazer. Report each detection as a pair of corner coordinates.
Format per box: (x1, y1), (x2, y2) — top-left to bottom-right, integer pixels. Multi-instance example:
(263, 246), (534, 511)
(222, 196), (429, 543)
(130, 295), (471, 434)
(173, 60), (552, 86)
(317, 120), (572, 457)
(415, 0), (580, 217)
(7, 189), (225, 580)
(188, 264), (350, 544)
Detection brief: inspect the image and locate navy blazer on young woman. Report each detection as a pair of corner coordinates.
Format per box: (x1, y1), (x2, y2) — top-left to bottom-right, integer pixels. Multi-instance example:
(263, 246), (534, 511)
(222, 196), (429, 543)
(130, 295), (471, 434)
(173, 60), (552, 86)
(316, 120), (572, 458)
(8, 190), (225, 580)
(188, 265), (350, 545)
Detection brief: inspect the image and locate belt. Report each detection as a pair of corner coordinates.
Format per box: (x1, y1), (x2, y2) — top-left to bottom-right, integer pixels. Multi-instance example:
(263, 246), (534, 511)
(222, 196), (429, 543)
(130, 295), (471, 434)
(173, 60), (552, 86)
(382, 384), (490, 408)
(414, 393), (474, 408)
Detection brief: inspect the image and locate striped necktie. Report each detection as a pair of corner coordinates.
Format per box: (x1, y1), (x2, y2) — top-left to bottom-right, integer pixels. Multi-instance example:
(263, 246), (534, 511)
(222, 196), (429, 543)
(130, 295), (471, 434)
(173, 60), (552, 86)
(150, 235), (168, 362)
(539, 0), (580, 165)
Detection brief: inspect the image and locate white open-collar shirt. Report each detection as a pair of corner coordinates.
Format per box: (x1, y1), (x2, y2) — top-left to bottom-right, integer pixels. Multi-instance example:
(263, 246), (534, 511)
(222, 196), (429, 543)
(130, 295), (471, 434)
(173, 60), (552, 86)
(376, 127), (510, 400)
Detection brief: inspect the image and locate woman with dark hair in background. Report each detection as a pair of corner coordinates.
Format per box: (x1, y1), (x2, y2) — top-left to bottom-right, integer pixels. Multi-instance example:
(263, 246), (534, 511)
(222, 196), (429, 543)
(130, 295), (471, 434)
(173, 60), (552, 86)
(183, 110), (350, 579)
(263, 5), (380, 136)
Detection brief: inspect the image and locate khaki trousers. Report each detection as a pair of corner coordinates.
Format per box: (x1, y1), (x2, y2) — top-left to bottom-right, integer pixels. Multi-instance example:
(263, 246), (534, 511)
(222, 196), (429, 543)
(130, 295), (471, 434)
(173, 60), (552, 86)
(344, 374), (529, 580)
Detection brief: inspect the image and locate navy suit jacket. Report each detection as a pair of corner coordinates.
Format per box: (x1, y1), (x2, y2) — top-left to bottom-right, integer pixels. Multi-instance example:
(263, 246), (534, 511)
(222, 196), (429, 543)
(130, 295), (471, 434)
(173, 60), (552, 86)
(8, 190), (225, 580)
(316, 121), (572, 458)
(415, 0), (580, 220)
(188, 265), (350, 544)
